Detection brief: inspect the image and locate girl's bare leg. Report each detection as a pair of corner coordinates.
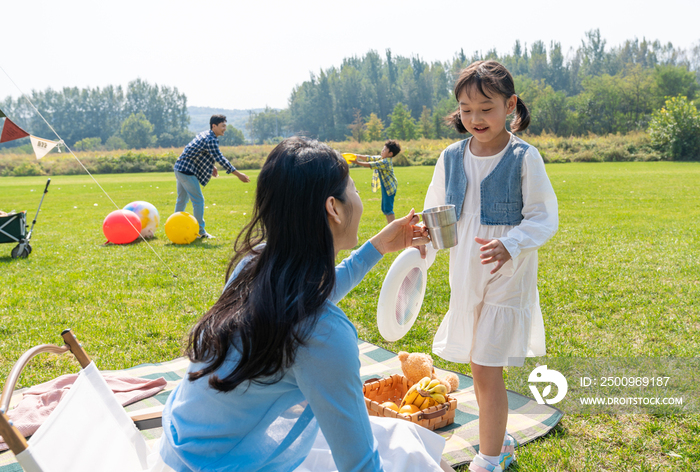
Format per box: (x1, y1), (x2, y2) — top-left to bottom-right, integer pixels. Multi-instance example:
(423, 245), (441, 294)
(471, 362), (508, 457)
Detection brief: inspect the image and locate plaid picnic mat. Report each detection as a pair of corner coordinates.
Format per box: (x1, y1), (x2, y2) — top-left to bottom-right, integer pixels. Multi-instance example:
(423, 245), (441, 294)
(0, 340), (563, 470)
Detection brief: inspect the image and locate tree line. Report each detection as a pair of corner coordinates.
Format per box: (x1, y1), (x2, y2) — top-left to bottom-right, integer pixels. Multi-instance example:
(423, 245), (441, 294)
(2, 30), (699, 150)
(0, 79), (197, 150)
(246, 30), (700, 143)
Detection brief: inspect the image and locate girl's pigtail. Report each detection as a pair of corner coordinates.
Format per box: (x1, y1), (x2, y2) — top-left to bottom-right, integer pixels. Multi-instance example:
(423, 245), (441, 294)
(511, 96), (530, 133)
(447, 109), (468, 134)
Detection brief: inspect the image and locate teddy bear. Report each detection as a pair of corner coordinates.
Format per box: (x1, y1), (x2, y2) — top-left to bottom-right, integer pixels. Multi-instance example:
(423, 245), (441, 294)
(397, 351), (460, 394)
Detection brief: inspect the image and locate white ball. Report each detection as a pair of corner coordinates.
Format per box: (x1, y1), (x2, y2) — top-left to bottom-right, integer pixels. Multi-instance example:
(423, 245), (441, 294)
(123, 201), (160, 238)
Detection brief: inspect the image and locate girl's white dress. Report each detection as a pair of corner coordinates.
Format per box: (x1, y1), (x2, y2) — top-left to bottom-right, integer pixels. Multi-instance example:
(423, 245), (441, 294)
(424, 134), (558, 367)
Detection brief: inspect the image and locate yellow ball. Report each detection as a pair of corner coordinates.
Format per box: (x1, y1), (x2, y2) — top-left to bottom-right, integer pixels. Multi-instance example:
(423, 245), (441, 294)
(164, 212), (199, 245)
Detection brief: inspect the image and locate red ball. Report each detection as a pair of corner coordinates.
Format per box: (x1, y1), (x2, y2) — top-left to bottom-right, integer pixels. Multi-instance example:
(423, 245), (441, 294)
(103, 209), (142, 244)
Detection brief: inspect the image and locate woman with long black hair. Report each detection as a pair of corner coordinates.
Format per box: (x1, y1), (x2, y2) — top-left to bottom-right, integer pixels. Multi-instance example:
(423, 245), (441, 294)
(151, 137), (449, 471)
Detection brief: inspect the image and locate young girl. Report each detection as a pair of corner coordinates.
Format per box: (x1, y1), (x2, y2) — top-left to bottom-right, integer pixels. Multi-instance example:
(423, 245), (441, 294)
(423, 61), (558, 472)
(150, 137), (452, 472)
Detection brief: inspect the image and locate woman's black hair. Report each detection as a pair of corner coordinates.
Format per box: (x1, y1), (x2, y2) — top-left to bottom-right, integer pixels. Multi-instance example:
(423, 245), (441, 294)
(187, 137), (350, 392)
(446, 60), (530, 133)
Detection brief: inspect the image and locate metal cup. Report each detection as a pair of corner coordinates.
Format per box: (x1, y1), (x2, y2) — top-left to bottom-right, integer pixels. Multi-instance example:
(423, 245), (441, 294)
(421, 205), (459, 250)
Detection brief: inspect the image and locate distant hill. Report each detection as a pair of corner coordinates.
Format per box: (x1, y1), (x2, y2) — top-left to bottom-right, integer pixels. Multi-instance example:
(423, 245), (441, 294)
(188, 106), (264, 141)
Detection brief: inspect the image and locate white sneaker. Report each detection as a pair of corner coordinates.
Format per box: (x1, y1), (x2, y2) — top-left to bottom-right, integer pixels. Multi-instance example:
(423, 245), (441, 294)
(197, 232), (216, 239)
(468, 455), (503, 472)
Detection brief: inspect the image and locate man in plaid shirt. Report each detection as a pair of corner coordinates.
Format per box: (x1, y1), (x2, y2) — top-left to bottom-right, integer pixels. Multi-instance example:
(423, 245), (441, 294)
(174, 115), (250, 239)
(354, 139), (401, 223)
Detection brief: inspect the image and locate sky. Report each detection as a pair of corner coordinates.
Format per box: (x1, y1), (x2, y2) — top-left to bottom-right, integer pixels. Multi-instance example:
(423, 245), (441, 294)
(1, 0), (698, 111)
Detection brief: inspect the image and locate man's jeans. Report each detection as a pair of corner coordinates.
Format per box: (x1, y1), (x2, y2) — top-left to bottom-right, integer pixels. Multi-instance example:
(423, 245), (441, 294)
(174, 171), (205, 235)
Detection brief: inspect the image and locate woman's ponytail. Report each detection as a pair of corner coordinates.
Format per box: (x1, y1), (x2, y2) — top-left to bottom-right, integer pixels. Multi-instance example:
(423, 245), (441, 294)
(511, 96), (530, 133)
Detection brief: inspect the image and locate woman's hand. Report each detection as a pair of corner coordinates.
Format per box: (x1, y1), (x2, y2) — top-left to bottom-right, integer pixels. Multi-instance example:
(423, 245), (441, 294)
(475, 237), (512, 274)
(370, 209), (430, 257)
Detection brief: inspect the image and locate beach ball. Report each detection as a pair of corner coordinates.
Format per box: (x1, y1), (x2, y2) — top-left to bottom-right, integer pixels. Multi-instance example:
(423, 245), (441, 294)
(103, 209), (142, 244)
(124, 201), (160, 238)
(164, 212), (199, 245)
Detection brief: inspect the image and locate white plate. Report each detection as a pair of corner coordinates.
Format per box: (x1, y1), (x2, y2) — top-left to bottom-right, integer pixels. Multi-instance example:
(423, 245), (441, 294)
(377, 248), (427, 342)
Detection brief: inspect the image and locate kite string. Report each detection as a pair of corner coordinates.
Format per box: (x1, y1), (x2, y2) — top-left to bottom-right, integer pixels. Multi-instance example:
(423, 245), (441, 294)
(0, 64), (177, 277)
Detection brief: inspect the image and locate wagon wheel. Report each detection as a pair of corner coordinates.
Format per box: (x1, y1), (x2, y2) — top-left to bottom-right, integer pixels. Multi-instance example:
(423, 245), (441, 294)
(11, 244), (30, 259)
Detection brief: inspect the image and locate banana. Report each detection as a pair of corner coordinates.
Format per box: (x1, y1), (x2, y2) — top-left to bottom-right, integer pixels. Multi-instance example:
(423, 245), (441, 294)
(430, 393), (446, 404)
(419, 397), (433, 410)
(401, 376), (449, 410)
(400, 388), (419, 408)
(407, 383), (419, 394)
(410, 392), (423, 406)
(399, 383), (418, 406)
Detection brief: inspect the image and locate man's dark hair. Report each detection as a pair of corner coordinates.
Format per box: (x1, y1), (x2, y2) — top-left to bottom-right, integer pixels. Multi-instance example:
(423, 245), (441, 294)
(384, 139), (401, 157)
(210, 114), (227, 129)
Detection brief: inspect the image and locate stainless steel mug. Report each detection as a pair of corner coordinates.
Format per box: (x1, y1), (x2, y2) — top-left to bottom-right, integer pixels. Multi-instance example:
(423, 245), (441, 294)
(421, 205), (458, 250)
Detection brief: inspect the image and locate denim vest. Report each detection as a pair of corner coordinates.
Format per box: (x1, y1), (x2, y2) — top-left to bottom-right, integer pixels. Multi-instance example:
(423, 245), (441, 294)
(444, 137), (528, 226)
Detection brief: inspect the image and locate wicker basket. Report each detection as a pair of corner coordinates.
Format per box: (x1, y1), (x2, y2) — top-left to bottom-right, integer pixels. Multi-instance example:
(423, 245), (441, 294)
(363, 374), (457, 431)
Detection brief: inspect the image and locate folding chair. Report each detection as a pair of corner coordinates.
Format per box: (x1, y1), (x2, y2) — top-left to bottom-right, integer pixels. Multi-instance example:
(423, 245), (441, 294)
(0, 329), (162, 472)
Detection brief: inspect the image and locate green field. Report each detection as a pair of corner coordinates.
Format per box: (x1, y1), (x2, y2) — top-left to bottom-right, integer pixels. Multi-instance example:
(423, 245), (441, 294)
(1, 162), (698, 470)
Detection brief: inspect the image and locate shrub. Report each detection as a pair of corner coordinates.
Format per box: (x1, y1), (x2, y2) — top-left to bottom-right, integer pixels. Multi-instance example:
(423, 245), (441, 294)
(392, 154), (410, 166)
(155, 160), (173, 172)
(157, 133), (176, 148)
(648, 96), (700, 161)
(12, 162), (43, 176)
(601, 145), (631, 162)
(105, 136), (127, 150)
(73, 137), (102, 152)
(0, 134), (670, 176)
(571, 149), (598, 162)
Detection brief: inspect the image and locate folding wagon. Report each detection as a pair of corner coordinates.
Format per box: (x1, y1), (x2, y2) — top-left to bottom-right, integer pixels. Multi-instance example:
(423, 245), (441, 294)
(0, 179), (50, 259)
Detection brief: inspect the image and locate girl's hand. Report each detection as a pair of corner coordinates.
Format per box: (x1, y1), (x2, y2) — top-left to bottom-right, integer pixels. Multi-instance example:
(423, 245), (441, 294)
(370, 209), (430, 257)
(475, 237), (511, 274)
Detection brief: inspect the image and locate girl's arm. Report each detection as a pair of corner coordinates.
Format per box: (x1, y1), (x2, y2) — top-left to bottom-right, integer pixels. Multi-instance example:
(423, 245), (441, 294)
(497, 147), (559, 261)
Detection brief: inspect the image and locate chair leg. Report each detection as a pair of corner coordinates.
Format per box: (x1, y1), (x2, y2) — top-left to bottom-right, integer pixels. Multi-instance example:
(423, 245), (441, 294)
(0, 408), (28, 454)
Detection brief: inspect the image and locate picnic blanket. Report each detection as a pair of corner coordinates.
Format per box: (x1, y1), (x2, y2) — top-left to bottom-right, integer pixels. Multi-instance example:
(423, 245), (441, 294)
(0, 340), (563, 470)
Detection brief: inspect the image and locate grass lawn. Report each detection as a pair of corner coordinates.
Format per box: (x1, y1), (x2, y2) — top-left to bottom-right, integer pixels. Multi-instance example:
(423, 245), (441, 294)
(1, 161), (698, 470)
